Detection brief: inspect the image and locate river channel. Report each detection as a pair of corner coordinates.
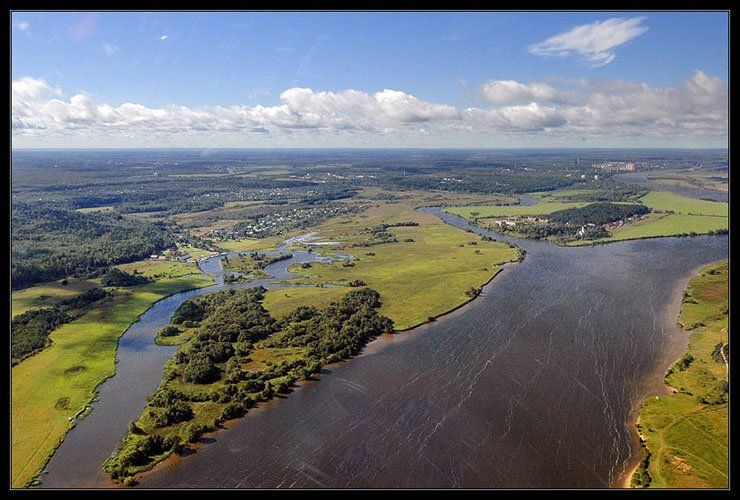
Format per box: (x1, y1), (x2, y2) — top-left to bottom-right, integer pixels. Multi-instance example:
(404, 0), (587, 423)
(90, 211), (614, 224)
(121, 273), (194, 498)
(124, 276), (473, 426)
(40, 210), (728, 488)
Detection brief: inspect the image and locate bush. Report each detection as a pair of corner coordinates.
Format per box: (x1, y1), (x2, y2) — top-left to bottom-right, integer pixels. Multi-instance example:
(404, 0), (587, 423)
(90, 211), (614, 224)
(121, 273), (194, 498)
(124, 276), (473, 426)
(101, 267), (151, 287)
(153, 400), (194, 427)
(185, 423), (211, 443)
(158, 325), (181, 337)
(172, 299), (207, 324)
(182, 355), (219, 384)
(221, 402), (245, 421)
(117, 446), (147, 468)
(138, 435), (166, 456)
(147, 388), (186, 407)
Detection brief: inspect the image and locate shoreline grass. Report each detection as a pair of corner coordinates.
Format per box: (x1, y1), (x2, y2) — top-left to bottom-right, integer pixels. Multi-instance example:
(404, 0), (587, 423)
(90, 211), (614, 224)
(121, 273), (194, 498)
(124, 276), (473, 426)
(632, 260), (728, 488)
(11, 261), (214, 488)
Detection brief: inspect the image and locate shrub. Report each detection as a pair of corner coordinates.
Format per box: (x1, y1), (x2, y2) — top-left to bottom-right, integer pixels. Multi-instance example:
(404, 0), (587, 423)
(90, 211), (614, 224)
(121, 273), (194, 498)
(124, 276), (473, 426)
(182, 355), (219, 384)
(221, 402), (245, 421)
(159, 325), (181, 337)
(185, 423), (211, 443)
(101, 268), (151, 287)
(172, 299), (207, 324)
(153, 400), (194, 427)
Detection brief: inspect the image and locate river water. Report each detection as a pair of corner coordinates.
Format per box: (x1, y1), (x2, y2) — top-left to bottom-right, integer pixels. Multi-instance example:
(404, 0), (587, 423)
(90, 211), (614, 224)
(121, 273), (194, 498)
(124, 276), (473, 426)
(39, 211), (727, 489)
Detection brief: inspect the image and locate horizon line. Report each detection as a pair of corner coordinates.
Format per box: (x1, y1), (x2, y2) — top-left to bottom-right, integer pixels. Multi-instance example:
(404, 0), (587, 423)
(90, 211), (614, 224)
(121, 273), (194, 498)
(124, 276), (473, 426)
(11, 146), (729, 151)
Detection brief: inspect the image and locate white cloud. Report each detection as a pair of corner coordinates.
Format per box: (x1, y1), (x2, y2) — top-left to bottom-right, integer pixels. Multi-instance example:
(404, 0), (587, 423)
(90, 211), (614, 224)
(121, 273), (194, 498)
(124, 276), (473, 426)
(464, 102), (566, 131)
(561, 71), (728, 135)
(529, 17), (648, 66)
(103, 43), (119, 55)
(13, 20), (30, 31)
(482, 80), (558, 104)
(11, 72), (727, 147)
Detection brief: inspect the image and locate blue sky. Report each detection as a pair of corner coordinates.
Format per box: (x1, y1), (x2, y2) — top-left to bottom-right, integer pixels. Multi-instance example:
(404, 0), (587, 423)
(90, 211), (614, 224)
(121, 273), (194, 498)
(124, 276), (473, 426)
(11, 12), (729, 148)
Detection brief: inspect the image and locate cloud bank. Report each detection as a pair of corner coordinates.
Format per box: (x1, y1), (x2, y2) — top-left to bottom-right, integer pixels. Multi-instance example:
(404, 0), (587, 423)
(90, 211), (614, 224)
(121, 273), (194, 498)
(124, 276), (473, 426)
(12, 71), (727, 148)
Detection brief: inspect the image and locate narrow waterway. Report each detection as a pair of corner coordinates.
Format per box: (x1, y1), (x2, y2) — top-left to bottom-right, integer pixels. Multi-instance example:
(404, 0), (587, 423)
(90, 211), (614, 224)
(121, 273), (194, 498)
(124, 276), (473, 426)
(39, 246), (343, 488)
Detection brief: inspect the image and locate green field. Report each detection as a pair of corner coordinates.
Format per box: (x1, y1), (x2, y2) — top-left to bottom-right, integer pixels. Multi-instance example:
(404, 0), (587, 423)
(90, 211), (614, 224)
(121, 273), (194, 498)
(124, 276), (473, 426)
(178, 245), (217, 262)
(638, 191), (728, 217)
(269, 197), (520, 330)
(216, 235), (287, 252)
(567, 213), (728, 246)
(264, 286), (355, 319)
(11, 260), (214, 488)
(222, 200), (266, 208)
(633, 260), (728, 488)
(567, 192), (728, 246)
(11, 278), (100, 318)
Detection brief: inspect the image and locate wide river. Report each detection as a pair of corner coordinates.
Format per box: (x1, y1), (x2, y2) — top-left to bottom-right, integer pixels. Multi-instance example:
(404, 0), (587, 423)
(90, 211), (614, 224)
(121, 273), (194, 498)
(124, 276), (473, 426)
(39, 210), (727, 489)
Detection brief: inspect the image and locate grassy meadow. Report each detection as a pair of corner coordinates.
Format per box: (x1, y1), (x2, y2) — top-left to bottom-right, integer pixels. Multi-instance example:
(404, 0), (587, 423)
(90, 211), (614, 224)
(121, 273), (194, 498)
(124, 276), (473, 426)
(638, 191), (728, 217)
(11, 260), (214, 488)
(11, 278), (100, 318)
(265, 194), (521, 330)
(216, 234), (289, 252)
(633, 260), (728, 488)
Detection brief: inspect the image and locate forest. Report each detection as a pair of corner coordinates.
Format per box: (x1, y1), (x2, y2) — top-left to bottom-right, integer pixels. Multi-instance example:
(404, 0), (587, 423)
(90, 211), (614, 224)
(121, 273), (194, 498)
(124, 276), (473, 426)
(11, 203), (176, 289)
(104, 286), (393, 481)
(548, 202), (651, 226)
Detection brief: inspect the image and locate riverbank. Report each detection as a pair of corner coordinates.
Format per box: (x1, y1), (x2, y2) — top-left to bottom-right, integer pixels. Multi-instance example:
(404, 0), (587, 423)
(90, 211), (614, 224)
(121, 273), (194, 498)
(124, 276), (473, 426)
(11, 261), (215, 488)
(625, 259), (729, 488)
(616, 262), (705, 488)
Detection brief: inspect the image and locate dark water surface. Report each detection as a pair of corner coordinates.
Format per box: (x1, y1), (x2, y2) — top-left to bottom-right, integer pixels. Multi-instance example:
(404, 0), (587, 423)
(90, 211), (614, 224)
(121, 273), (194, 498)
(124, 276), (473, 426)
(40, 212), (727, 489)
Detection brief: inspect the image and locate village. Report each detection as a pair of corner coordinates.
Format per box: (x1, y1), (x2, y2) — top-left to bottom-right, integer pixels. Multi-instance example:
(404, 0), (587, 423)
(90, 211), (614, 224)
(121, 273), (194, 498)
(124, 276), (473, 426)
(490, 211), (647, 241)
(200, 203), (363, 242)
